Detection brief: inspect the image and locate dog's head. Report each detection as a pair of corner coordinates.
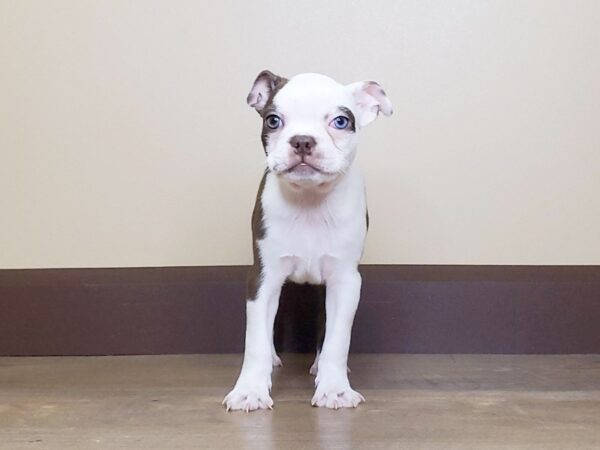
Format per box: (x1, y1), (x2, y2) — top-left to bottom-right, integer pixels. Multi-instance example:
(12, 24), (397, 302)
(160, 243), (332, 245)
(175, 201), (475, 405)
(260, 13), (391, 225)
(247, 71), (392, 188)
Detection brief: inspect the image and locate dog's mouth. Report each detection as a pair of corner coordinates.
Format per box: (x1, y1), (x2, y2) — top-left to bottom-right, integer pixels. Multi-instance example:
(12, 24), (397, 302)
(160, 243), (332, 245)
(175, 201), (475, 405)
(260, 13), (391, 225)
(286, 162), (323, 174)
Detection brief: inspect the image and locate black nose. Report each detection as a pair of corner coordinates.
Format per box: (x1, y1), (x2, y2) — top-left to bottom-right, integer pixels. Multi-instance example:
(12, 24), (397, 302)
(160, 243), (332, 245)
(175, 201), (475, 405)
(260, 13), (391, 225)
(289, 135), (316, 156)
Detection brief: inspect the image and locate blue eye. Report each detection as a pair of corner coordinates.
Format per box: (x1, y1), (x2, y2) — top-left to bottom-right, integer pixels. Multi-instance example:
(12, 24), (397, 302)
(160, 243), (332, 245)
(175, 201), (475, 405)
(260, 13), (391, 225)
(331, 116), (349, 130)
(265, 114), (282, 129)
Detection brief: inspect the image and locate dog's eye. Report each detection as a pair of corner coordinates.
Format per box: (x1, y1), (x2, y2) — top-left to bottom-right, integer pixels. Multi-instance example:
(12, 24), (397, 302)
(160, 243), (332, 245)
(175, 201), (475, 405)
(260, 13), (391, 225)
(265, 115), (282, 130)
(330, 116), (350, 130)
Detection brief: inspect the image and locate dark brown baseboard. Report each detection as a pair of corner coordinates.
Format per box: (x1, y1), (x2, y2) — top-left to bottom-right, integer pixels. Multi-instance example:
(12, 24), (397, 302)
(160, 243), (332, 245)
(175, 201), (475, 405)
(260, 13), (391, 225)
(1, 265), (599, 356)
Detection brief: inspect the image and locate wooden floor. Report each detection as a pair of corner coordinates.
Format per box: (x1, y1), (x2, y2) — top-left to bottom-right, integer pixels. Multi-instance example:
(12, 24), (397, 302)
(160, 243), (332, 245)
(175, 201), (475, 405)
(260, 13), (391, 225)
(1, 354), (600, 449)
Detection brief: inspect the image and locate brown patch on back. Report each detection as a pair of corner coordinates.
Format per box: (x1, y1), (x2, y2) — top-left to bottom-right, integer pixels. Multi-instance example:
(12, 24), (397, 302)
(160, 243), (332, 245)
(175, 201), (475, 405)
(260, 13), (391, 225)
(246, 170), (269, 300)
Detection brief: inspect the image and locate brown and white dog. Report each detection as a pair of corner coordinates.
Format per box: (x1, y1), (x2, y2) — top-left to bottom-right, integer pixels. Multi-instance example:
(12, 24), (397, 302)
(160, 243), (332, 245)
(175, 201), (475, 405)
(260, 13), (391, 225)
(223, 71), (392, 411)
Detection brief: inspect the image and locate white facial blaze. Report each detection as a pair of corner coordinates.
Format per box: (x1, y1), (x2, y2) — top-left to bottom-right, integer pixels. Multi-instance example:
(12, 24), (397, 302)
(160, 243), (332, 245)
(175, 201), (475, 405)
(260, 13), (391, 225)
(262, 74), (360, 185)
(254, 73), (392, 188)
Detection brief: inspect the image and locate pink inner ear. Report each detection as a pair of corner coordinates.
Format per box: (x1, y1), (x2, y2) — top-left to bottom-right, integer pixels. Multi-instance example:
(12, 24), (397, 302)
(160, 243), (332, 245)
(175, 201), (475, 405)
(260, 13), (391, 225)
(247, 70), (286, 112)
(348, 80), (393, 127)
(364, 82), (393, 116)
(247, 79), (270, 110)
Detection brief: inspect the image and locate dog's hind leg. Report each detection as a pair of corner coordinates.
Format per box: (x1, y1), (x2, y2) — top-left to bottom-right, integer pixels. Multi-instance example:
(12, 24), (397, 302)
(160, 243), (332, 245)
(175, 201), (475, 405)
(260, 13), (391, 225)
(309, 285), (326, 375)
(268, 294), (283, 367)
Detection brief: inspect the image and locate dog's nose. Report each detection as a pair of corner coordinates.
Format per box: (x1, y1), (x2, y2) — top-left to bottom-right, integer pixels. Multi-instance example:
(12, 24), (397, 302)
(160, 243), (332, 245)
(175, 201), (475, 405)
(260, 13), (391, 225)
(289, 135), (316, 156)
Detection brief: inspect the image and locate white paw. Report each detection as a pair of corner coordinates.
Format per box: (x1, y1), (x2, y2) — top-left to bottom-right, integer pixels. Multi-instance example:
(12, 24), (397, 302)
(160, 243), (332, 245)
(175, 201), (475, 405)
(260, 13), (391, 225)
(311, 386), (365, 409)
(223, 386), (273, 412)
(272, 353), (283, 367)
(311, 372), (364, 409)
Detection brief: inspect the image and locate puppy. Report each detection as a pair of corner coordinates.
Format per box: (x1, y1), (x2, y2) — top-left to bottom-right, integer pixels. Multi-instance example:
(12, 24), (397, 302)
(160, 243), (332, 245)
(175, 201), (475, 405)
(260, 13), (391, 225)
(223, 71), (392, 411)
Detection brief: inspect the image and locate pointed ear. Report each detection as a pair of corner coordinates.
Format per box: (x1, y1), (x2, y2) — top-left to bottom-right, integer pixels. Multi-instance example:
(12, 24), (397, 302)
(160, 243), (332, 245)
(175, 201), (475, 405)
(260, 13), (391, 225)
(347, 81), (393, 127)
(246, 70), (288, 113)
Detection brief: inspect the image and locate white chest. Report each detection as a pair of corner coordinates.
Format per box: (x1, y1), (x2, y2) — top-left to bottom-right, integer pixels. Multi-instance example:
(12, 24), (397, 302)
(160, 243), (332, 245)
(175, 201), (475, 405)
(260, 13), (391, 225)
(265, 211), (340, 284)
(259, 169), (367, 285)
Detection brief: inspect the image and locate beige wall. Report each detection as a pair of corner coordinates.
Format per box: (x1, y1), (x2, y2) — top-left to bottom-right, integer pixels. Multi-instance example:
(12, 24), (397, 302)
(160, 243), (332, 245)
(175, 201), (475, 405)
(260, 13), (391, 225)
(1, 0), (599, 268)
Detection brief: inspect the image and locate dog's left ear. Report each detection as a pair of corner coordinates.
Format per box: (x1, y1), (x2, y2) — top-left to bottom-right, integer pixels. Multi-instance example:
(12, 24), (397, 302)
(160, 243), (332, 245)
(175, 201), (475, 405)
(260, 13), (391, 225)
(347, 81), (393, 127)
(247, 70), (288, 114)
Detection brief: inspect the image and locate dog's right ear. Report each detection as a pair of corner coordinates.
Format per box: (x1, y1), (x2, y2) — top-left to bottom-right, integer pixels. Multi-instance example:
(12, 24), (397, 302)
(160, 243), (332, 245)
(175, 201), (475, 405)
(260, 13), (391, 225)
(246, 70), (287, 113)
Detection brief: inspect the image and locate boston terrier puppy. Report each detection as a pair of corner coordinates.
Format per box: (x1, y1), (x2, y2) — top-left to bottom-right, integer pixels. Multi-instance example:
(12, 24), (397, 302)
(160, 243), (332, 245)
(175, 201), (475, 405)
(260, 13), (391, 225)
(224, 71), (392, 411)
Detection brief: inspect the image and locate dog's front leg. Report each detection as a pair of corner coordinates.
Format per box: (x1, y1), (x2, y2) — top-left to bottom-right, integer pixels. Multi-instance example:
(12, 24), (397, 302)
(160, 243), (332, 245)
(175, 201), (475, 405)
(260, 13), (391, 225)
(223, 273), (283, 412)
(311, 269), (364, 409)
